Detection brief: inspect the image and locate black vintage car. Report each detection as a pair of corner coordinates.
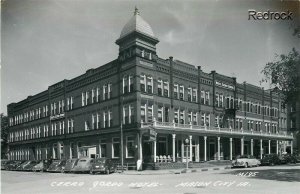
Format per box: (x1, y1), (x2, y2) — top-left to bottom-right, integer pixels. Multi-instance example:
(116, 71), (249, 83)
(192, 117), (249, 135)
(63, 159), (79, 173)
(47, 160), (67, 172)
(261, 154), (281, 166)
(32, 159), (52, 172)
(24, 161), (40, 171)
(1, 160), (9, 170)
(90, 158), (116, 174)
(6, 160), (26, 171)
(16, 161), (32, 171)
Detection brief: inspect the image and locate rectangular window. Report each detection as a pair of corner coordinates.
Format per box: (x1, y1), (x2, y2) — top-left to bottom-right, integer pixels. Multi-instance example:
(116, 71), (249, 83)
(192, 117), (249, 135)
(140, 75), (146, 92)
(192, 89), (197, 102)
(205, 114), (210, 126)
(129, 75), (134, 92)
(147, 104), (153, 123)
(201, 91), (205, 104)
(123, 76), (128, 94)
(163, 81), (169, 97)
(97, 113), (101, 129)
(112, 137), (120, 158)
(92, 89), (95, 103)
(96, 87), (100, 102)
(109, 110), (112, 127)
(82, 92), (85, 106)
(85, 121), (89, 131)
(158, 80), (163, 96)
(180, 110), (185, 124)
(164, 107), (169, 122)
(123, 106), (128, 124)
(92, 114), (96, 129)
(103, 85), (107, 100)
(201, 113), (205, 126)
(158, 106), (163, 122)
(193, 112), (197, 125)
(141, 104), (146, 123)
(100, 140), (106, 158)
(174, 84), (178, 99)
(85, 91), (89, 105)
(126, 136), (135, 158)
(188, 88), (192, 102)
(67, 98), (70, 111)
(205, 91), (210, 105)
(129, 105), (134, 124)
(147, 76), (153, 93)
(174, 109), (179, 124)
(108, 84), (112, 99)
(179, 85), (184, 100)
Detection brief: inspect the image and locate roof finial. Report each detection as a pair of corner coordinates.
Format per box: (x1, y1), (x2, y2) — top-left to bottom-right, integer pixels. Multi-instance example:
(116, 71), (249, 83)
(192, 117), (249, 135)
(134, 6), (140, 15)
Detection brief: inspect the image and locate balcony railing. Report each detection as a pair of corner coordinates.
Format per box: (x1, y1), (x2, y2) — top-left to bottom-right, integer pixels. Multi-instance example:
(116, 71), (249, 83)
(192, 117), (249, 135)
(141, 119), (293, 139)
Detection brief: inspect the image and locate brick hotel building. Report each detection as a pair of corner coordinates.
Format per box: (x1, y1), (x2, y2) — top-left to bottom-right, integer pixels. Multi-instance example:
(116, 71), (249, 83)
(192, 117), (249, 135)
(7, 8), (294, 168)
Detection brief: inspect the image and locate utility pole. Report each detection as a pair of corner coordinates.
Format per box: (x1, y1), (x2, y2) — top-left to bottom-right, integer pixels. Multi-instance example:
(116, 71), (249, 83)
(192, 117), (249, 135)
(120, 97), (124, 172)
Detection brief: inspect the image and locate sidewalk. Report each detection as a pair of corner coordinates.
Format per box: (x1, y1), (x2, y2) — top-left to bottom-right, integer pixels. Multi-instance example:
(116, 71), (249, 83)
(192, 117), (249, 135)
(119, 165), (232, 175)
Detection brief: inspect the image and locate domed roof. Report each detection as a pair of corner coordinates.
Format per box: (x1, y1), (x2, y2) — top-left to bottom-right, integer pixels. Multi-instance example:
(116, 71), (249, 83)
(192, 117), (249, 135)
(120, 7), (155, 38)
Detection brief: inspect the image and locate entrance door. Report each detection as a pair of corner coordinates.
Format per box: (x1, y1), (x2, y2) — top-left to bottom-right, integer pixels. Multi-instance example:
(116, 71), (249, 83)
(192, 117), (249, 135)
(143, 141), (151, 162)
(209, 143), (215, 160)
(192, 146), (196, 161)
(88, 147), (96, 158)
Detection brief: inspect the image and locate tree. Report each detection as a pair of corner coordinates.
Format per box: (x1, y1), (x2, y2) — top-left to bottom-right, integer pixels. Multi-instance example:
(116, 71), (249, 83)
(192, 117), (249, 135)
(261, 48), (300, 106)
(1, 113), (9, 159)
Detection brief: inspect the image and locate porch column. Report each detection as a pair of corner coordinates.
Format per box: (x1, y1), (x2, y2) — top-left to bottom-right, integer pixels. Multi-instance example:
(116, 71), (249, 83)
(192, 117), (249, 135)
(291, 140), (293, 154)
(154, 138), (157, 163)
(196, 139), (200, 162)
(268, 140), (271, 154)
(276, 140), (279, 154)
(260, 139), (263, 159)
(241, 137), (244, 155)
(139, 133), (143, 161)
(283, 141), (286, 152)
(251, 139), (254, 156)
(172, 134), (176, 162)
(189, 135), (192, 161)
(204, 136), (207, 161)
(181, 137), (184, 162)
(229, 138), (233, 160)
(217, 137), (220, 160)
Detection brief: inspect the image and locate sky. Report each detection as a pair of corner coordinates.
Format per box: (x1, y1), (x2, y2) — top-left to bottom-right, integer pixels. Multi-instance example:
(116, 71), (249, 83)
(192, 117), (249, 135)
(1, 0), (299, 114)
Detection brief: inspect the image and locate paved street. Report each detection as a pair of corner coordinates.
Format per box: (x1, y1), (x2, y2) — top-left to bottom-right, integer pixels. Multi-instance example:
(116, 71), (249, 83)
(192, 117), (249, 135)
(2, 164), (300, 194)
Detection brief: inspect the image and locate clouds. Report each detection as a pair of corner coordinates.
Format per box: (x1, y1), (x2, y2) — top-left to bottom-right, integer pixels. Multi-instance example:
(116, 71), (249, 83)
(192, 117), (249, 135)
(2, 0), (299, 114)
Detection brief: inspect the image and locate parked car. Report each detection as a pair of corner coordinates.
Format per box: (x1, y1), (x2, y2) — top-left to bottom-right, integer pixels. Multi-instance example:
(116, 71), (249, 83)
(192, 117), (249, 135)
(1, 160), (9, 170)
(280, 154), (297, 164)
(232, 155), (261, 168)
(4, 161), (18, 170)
(32, 159), (52, 172)
(261, 154), (281, 166)
(63, 159), (79, 173)
(47, 160), (67, 173)
(90, 158), (116, 174)
(24, 161), (40, 171)
(16, 161), (32, 171)
(71, 157), (94, 173)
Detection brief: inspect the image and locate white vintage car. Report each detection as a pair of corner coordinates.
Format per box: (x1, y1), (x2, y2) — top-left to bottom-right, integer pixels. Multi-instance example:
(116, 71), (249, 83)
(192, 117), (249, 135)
(232, 155), (261, 168)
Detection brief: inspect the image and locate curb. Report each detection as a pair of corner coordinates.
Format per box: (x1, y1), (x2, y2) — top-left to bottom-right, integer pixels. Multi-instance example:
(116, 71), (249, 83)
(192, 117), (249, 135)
(121, 166), (232, 175)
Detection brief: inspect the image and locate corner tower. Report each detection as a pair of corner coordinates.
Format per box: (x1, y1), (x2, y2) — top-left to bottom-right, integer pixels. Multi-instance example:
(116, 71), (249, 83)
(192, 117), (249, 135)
(116, 7), (159, 62)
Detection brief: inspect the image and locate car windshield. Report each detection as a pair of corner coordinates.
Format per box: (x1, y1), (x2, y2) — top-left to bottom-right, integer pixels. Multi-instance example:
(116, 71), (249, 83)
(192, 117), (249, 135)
(95, 159), (106, 163)
(79, 159), (87, 162)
